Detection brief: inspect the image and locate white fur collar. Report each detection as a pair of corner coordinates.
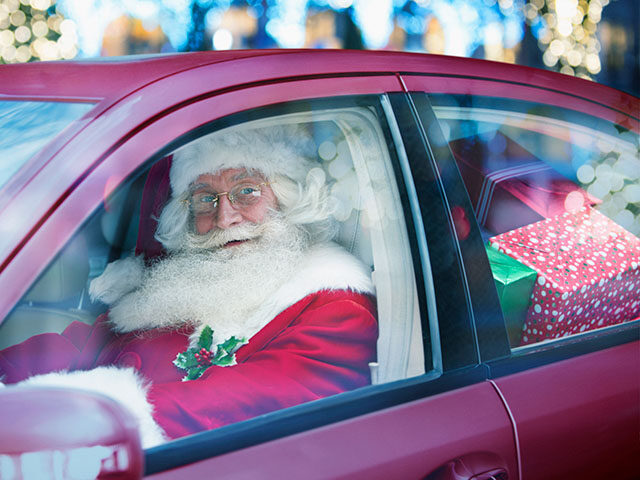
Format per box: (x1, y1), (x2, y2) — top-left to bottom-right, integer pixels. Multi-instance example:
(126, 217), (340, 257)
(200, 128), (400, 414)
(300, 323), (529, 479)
(233, 241), (374, 342)
(90, 242), (374, 341)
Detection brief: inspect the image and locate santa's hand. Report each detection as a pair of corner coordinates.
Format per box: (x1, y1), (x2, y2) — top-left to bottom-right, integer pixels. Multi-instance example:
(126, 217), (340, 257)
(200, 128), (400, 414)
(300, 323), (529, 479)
(17, 366), (167, 449)
(89, 255), (144, 305)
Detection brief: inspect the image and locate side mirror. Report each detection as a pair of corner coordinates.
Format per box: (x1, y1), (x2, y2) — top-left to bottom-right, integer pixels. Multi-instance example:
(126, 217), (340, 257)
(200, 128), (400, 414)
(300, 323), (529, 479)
(0, 386), (144, 479)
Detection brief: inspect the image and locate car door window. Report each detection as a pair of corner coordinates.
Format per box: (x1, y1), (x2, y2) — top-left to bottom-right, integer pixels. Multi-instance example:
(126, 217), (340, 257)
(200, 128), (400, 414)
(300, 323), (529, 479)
(426, 94), (639, 349)
(0, 96), (428, 444)
(0, 100), (93, 190)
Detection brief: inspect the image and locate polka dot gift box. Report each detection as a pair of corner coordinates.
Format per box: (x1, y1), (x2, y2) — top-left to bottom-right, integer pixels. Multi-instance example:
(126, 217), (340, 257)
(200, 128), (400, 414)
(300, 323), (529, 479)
(489, 206), (640, 346)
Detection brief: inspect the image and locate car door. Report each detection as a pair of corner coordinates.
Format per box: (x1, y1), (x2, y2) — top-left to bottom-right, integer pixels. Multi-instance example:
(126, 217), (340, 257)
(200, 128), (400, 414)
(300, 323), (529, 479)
(0, 53), (518, 480)
(404, 71), (640, 480)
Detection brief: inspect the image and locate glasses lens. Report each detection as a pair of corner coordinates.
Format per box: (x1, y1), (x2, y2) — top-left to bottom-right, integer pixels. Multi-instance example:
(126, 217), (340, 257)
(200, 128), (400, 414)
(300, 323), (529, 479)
(230, 183), (263, 206)
(190, 191), (218, 214)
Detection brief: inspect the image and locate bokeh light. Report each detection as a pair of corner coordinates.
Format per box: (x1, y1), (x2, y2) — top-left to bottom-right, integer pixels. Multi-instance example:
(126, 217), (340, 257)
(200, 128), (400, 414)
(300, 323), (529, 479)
(525, 0), (608, 79)
(0, 0), (77, 63)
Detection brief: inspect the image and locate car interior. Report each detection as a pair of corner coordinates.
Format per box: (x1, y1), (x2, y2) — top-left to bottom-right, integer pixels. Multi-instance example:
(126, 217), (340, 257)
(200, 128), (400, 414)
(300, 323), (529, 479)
(0, 106), (426, 385)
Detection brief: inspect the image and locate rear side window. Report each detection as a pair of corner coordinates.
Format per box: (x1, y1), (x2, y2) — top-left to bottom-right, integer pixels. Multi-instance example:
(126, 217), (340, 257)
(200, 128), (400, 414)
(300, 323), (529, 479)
(430, 95), (639, 349)
(0, 100), (93, 190)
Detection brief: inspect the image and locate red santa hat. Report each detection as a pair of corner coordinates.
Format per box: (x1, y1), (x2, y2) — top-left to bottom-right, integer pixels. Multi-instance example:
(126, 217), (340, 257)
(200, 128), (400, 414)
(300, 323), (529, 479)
(169, 124), (317, 198)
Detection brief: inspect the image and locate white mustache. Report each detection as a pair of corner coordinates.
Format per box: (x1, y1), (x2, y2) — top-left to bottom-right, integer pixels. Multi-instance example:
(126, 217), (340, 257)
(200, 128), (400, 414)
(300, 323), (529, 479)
(185, 221), (273, 251)
(205, 224), (261, 248)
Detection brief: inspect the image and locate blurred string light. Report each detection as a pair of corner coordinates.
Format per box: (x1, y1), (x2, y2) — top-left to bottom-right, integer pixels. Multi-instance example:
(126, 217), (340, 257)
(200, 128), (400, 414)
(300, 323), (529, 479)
(525, 0), (608, 79)
(265, 0), (307, 47)
(577, 144), (640, 235)
(48, 0), (527, 60)
(0, 0), (77, 63)
(56, 0), (191, 57)
(351, 0), (393, 49)
(395, 0), (524, 59)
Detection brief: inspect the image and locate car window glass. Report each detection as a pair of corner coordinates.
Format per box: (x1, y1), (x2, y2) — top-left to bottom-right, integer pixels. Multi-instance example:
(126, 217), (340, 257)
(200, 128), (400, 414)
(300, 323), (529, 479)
(0, 98), (424, 446)
(429, 95), (639, 349)
(0, 100), (94, 190)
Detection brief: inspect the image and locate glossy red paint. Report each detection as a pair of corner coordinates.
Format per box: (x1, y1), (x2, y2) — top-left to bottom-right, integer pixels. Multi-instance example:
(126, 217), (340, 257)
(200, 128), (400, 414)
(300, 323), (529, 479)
(493, 342), (640, 479)
(2, 51), (637, 286)
(1, 50), (636, 115)
(403, 75), (639, 130)
(0, 50), (638, 479)
(146, 382), (518, 479)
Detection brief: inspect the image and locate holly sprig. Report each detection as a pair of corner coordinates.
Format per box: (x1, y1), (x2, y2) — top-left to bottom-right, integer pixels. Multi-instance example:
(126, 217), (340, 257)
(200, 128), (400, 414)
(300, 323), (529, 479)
(173, 326), (247, 381)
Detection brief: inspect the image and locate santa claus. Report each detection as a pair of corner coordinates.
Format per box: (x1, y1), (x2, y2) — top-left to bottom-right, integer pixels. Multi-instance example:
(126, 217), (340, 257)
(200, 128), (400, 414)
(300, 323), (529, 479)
(0, 125), (378, 448)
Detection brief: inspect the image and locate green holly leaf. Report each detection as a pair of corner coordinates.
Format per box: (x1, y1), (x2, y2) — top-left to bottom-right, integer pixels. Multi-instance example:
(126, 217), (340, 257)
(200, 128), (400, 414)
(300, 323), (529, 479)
(215, 354), (237, 366)
(174, 333), (247, 381)
(184, 366), (208, 381)
(218, 336), (247, 354)
(198, 325), (214, 351)
(173, 351), (199, 370)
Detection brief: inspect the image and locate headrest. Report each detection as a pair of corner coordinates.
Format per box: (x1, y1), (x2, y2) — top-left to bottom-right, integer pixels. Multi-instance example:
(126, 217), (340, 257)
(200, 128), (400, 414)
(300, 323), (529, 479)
(135, 155), (172, 264)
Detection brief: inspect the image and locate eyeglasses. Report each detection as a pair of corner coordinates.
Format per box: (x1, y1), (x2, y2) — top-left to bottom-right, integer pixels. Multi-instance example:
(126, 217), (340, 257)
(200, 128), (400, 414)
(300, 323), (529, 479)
(184, 182), (270, 215)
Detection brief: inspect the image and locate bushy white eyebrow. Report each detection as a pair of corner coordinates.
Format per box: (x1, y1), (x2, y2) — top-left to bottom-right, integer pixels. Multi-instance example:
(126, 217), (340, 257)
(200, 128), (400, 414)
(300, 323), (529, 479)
(231, 170), (264, 182)
(189, 173), (265, 193)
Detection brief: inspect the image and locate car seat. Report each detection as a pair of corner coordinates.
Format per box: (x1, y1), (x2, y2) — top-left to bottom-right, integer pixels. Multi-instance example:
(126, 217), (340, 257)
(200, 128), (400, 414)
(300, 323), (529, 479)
(0, 235), (93, 350)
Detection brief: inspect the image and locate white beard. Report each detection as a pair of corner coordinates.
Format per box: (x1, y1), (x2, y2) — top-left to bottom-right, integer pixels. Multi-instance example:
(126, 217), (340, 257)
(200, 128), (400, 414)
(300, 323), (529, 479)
(107, 215), (309, 346)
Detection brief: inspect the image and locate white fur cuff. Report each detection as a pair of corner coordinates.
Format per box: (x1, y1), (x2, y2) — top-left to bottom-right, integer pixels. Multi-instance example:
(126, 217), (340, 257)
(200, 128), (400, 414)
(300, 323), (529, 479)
(18, 366), (167, 449)
(89, 255), (144, 306)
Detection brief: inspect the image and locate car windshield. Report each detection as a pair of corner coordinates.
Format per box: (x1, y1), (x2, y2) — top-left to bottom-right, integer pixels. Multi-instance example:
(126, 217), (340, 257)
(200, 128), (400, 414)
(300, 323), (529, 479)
(0, 100), (94, 190)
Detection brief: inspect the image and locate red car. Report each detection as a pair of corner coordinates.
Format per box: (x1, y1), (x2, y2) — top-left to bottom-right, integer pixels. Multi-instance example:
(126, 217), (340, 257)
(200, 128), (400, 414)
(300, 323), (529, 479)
(0, 50), (638, 479)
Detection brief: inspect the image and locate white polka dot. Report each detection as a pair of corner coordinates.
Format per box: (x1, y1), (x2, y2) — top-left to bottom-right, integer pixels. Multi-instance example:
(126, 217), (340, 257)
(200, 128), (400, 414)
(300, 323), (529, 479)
(538, 276), (546, 286)
(534, 304), (542, 313)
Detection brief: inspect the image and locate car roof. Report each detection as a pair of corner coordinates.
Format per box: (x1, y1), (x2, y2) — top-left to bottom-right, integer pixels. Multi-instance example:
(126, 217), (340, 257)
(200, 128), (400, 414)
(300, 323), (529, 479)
(0, 49), (637, 118)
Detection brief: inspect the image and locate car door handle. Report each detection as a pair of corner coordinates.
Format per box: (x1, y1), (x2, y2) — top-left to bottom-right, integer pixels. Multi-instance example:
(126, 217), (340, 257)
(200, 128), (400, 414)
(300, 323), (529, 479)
(469, 468), (508, 480)
(424, 452), (510, 480)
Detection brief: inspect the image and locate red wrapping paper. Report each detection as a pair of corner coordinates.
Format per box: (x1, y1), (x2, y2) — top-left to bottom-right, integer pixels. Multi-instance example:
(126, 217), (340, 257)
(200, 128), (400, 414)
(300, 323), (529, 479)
(450, 132), (598, 234)
(489, 207), (640, 345)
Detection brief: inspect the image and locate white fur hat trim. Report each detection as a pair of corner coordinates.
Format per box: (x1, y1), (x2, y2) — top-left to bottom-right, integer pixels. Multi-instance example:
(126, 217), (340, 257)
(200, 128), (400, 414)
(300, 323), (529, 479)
(170, 124), (317, 196)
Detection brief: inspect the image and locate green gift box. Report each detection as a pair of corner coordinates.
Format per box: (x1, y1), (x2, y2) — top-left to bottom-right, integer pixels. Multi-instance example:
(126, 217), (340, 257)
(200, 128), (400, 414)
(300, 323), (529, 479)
(486, 244), (537, 347)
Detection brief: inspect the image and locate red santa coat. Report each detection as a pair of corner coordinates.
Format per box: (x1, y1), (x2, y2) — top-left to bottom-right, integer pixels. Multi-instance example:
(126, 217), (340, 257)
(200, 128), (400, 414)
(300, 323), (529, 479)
(0, 158), (378, 446)
(0, 288), (376, 442)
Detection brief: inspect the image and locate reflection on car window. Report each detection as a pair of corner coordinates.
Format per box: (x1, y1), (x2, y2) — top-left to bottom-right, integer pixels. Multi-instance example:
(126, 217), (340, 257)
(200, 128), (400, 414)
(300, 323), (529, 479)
(431, 96), (640, 349)
(0, 100), (423, 447)
(0, 100), (94, 190)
